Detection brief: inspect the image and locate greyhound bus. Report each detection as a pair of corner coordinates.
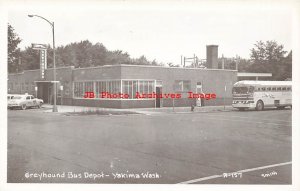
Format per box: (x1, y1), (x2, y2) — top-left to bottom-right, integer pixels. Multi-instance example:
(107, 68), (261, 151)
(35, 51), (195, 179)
(232, 81), (292, 111)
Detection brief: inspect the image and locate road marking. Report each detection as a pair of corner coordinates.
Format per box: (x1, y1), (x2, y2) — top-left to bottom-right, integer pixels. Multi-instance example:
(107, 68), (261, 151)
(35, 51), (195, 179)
(178, 161), (292, 184)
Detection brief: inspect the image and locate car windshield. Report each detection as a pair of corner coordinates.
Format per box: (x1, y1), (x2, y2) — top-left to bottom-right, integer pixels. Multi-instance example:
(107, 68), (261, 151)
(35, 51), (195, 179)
(232, 86), (254, 94)
(13, 96), (22, 99)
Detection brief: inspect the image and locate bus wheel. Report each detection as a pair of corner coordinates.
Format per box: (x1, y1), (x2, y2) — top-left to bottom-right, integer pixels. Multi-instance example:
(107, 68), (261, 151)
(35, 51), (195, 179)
(256, 100), (264, 111)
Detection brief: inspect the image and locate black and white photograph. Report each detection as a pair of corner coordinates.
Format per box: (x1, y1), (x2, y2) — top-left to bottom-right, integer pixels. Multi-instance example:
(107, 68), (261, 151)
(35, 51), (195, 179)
(1, 0), (300, 190)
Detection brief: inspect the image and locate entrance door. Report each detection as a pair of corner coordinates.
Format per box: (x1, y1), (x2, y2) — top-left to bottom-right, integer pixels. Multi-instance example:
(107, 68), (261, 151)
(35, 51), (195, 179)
(156, 87), (162, 108)
(37, 82), (52, 104)
(196, 82), (204, 107)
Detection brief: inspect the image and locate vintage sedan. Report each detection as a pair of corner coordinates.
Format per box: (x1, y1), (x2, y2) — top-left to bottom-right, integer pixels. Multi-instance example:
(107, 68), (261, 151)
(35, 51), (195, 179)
(7, 94), (20, 100)
(8, 94), (44, 110)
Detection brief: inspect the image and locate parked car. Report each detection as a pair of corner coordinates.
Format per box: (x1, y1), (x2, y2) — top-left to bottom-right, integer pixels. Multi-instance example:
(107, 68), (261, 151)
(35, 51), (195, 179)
(7, 94), (20, 100)
(8, 94), (44, 110)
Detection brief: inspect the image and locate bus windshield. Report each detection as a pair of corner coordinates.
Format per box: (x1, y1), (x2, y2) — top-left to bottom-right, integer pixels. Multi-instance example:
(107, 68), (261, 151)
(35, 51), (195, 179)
(232, 86), (254, 94)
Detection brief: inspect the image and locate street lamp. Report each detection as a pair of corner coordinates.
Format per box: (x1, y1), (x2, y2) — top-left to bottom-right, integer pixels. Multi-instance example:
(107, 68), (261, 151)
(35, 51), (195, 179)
(28, 14), (58, 112)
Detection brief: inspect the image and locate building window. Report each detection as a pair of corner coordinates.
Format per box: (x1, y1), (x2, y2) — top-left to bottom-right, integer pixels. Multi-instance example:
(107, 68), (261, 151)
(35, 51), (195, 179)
(149, 81), (154, 93)
(96, 81), (106, 97)
(122, 80), (155, 99)
(123, 80), (138, 99)
(74, 80), (121, 98)
(74, 80), (155, 99)
(84, 82), (94, 94)
(174, 80), (191, 92)
(95, 80), (121, 98)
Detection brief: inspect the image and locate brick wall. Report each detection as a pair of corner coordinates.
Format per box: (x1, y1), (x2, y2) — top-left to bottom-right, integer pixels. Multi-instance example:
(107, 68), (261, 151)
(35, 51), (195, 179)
(8, 65), (237, 108)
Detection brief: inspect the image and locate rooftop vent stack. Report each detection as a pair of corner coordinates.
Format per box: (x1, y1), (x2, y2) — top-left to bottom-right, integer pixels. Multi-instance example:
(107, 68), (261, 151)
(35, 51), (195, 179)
(206, 45), (218, 69)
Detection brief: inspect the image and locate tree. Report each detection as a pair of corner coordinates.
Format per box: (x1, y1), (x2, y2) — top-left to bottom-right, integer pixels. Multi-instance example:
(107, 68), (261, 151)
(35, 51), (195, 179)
(132, 55), (150, 65)
(249, 40), (290, 80)
(20, 47), (40, 70)
(8, 23), (22, 73)
(280, 51), (292, 80)
(18, 39), (163, 71)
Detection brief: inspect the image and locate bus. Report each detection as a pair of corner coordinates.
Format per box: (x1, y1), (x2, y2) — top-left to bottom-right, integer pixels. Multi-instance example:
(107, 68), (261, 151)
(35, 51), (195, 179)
(232, 81), (292, 111)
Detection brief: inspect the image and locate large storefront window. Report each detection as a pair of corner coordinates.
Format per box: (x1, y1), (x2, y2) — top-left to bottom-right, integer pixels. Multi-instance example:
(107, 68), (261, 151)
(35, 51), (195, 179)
(122, 80), (155, 99)
(123, 80), (137, 99)
(95, 81), (121, 97)
(74, 80), (155, 99)
(84, 82), (94, 94)
(74, 80), (121, 98)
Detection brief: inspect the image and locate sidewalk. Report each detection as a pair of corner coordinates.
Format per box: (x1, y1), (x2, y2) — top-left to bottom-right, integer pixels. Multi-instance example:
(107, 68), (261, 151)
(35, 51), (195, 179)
(42, 104), (234, 115)
(131, 105), (233, 113)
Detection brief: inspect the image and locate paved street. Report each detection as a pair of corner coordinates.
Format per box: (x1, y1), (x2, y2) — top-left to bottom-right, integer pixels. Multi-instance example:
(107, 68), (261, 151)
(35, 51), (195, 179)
(7, 108), (292, 184)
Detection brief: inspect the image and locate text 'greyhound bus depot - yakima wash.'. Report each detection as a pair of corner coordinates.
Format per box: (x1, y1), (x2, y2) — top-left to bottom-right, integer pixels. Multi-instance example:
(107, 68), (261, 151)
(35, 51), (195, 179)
(232, 80), (292, 111)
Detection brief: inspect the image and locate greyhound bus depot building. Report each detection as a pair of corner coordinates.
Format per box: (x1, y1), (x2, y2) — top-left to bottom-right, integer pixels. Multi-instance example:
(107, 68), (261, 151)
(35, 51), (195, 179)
(8, 64), (238, 108)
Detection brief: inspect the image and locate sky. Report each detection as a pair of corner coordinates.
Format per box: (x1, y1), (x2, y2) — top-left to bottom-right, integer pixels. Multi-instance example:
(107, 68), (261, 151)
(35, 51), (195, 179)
(6, 1), (293, 66)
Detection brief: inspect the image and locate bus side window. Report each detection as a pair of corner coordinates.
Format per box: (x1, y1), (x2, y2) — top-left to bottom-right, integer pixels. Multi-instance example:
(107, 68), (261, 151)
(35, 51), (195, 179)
(267, 87), (271, 91)
(282, 87), (287, 91)
(272, 87), (276, 91)
(287, 87), (291, 91)
(257, 87), (261, 91)
(262, 87), (266, 91)
(277, 87), (281, 91)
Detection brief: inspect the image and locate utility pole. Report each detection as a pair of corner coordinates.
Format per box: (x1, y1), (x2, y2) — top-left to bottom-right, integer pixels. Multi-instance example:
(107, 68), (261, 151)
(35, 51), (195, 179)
(28, 14), (58, 112)
(222, 54), (225, 69)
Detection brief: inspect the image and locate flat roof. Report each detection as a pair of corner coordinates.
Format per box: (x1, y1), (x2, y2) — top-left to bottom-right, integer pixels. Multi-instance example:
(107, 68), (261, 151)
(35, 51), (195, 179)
(234, 80), (291, 86)
(237, 72), (272, 77)
(8, 64), (238, 74)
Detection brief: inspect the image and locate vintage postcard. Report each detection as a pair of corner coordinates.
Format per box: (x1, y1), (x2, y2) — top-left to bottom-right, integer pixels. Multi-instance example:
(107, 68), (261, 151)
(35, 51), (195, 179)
(1, 0), (299, 191)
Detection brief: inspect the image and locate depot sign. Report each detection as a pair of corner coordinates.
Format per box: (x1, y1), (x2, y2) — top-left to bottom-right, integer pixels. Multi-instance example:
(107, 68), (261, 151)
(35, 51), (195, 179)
(32, 43), (47, 79)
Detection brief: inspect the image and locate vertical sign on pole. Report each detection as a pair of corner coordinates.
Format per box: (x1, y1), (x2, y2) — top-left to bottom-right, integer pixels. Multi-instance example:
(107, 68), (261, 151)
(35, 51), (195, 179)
(32, 43), (47, 79)
(40, 50), (46, 79)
